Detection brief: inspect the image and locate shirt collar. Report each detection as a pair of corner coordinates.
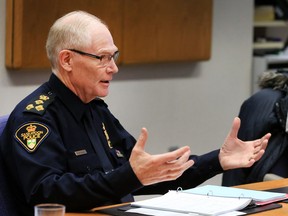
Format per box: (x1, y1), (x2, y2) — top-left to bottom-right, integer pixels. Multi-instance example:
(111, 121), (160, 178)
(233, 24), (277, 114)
(48, 73), (89, 122)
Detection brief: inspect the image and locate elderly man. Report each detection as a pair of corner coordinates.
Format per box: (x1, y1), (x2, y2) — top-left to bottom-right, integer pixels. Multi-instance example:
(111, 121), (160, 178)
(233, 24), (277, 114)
(0, 11), (270, 216)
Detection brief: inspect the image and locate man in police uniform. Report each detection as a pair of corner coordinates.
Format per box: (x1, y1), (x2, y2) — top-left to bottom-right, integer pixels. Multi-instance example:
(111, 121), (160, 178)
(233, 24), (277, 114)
(0, 11), (270, 215)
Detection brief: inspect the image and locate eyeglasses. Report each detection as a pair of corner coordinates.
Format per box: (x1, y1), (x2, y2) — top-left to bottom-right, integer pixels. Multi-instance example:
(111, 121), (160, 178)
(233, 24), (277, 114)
(68, 49), (119, 66)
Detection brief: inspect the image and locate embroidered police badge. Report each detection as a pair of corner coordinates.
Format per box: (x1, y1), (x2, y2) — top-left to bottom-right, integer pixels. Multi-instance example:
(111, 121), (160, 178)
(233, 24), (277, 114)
(14, 122), (50, 153)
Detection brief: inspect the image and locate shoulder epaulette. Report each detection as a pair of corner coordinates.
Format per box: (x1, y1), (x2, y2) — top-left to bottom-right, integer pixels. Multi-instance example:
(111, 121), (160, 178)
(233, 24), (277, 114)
(24, 92), (55, 115)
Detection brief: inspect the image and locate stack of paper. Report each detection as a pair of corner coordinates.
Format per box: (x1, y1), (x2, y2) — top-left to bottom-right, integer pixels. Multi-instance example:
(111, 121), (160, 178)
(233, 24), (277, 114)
(132, 190), (252, 215)
(184, 185), (288, 205)
(131, 185), (288, 216)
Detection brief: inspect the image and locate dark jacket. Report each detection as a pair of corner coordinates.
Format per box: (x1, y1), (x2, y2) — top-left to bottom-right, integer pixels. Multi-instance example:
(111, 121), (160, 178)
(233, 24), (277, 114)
(222, 88), (288, 186)
(0, 74), (223, 215)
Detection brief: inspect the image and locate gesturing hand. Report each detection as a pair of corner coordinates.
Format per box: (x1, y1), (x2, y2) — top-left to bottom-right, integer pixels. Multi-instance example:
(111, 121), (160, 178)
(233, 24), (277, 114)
(129, 128), (194, 186)
(219, 117), (271, 170)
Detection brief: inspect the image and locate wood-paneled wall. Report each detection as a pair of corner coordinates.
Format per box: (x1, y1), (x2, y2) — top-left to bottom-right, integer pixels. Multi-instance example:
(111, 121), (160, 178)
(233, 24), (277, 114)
(6, 0), (212, 69)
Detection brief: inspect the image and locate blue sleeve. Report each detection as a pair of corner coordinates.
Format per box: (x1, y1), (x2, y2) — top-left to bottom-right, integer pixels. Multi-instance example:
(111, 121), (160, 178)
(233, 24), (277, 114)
(1, 112), (142, 213)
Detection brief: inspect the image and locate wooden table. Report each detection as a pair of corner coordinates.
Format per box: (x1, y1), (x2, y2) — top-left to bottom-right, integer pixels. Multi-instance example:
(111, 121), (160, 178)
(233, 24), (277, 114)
(66, 178), (288, 215)
(233, 178), (288, 215)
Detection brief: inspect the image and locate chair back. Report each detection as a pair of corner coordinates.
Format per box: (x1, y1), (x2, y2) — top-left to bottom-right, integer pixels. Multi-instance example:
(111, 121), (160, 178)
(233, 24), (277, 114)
(0, 115), (19, 216)
(0, 115), (9, 136)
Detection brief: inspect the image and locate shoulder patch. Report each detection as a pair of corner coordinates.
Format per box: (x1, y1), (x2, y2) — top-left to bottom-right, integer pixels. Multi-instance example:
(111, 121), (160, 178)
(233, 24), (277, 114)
(24, 93), (54, 115)
(14, 122), (50, 153)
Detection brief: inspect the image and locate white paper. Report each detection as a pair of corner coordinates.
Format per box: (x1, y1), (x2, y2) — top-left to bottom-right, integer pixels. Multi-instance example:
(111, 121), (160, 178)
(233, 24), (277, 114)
(127, 207), (246, 216)
(127, 207), (192, 215)
(131, 191), (251, 216)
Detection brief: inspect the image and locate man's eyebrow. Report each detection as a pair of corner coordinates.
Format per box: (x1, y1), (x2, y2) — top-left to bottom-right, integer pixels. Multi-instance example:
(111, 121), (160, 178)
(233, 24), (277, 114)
(97, 47), (118, 54)
(98, 50), (119, 55)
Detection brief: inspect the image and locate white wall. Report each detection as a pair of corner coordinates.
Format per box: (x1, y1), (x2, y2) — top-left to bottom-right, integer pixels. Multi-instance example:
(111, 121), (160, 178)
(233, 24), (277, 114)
(0, 0), (253, 185)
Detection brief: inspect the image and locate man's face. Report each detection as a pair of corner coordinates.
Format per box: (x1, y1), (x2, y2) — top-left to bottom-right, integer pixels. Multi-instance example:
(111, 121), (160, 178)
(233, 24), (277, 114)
(68, 24), (119, 103)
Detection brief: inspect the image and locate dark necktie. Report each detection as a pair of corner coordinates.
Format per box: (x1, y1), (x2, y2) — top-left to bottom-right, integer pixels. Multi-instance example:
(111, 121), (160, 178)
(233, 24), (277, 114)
(83, 107), (114, 174)
(83, 106), (134, 203)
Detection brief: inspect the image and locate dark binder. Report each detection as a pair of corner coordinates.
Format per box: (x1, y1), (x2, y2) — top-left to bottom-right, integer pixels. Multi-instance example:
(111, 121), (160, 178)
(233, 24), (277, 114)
(94, 203), (282, 216)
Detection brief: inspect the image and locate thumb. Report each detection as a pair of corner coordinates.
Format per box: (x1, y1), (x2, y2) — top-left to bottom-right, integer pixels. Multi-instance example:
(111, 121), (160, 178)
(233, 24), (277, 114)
(228, 117), (241, 139)
(135, 127), (148, 151)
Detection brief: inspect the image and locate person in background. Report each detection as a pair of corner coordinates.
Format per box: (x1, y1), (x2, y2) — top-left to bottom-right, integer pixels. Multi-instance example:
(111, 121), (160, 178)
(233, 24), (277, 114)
(0, 11), (270, 215)
(222, 69), (288, 186)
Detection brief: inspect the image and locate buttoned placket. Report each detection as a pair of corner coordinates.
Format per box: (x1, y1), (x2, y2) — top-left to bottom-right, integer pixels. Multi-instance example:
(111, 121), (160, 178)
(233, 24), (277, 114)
(83, 104), (134, 202)
(82, 106), (114, 174)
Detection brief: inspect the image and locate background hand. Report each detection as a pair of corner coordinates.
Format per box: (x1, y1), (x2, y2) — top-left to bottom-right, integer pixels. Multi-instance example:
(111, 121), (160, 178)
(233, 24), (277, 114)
(219, 117), (271, 170)
(129, 128), (194, 186)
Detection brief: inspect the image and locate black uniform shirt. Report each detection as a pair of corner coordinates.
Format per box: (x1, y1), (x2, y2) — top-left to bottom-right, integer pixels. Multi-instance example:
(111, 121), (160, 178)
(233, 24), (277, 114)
(0, 73), (223, 215)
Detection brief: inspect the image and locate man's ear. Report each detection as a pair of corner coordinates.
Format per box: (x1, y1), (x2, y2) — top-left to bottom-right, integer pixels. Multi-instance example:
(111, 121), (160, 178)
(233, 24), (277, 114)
(58, 50), (73, 71)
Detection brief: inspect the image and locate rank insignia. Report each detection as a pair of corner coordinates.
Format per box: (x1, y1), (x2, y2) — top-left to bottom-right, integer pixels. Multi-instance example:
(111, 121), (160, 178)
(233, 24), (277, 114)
(35, 105), (44, 111)
(35, 100), (44, 105)
(115, 149), (124, 158)
(14, 122), (50, 153)
(26, 104), (34, 110)
(24, 93), (54, 115)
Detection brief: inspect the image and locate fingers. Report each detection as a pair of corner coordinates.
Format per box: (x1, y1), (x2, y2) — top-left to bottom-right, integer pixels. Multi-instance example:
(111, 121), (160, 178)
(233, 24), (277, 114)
(155, 154), (194, 182)
(228, 117), (241, 139)
(166, 149), (193, 167)
(254, 133), (271, 154)
(165, 146), (191, 163)
(162, 149), (194, 178)
(262, 133), (272, 140)
(252, 133), (270, 157)
(130, 128), (194, 185)
(253, 149), (265, 162)
(260, 133), (271, 149)
(134, 128), (191, 163)
(164, 161), (195, 180)
(246, 133), (270, 167)
(245, 148), (265, 167)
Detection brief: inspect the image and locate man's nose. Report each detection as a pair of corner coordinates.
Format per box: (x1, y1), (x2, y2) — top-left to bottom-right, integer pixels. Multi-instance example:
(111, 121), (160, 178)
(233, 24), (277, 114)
(107, 59), (118, 74)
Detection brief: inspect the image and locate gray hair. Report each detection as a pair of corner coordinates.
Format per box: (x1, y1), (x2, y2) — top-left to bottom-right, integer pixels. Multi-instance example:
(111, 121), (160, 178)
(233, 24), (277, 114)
(46, 11), (105, 70)
(258, 70), (288, 91)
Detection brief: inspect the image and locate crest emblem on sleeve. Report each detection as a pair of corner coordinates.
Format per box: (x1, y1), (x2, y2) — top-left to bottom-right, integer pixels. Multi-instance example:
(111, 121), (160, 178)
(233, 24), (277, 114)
(14, 122), (50, 153)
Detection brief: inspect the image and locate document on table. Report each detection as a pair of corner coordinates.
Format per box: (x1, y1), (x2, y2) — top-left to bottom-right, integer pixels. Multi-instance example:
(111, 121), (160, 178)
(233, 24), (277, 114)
(127, 207), (246, 216)
(131, 190), (252, 216)
(184, 185), (288, 205)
